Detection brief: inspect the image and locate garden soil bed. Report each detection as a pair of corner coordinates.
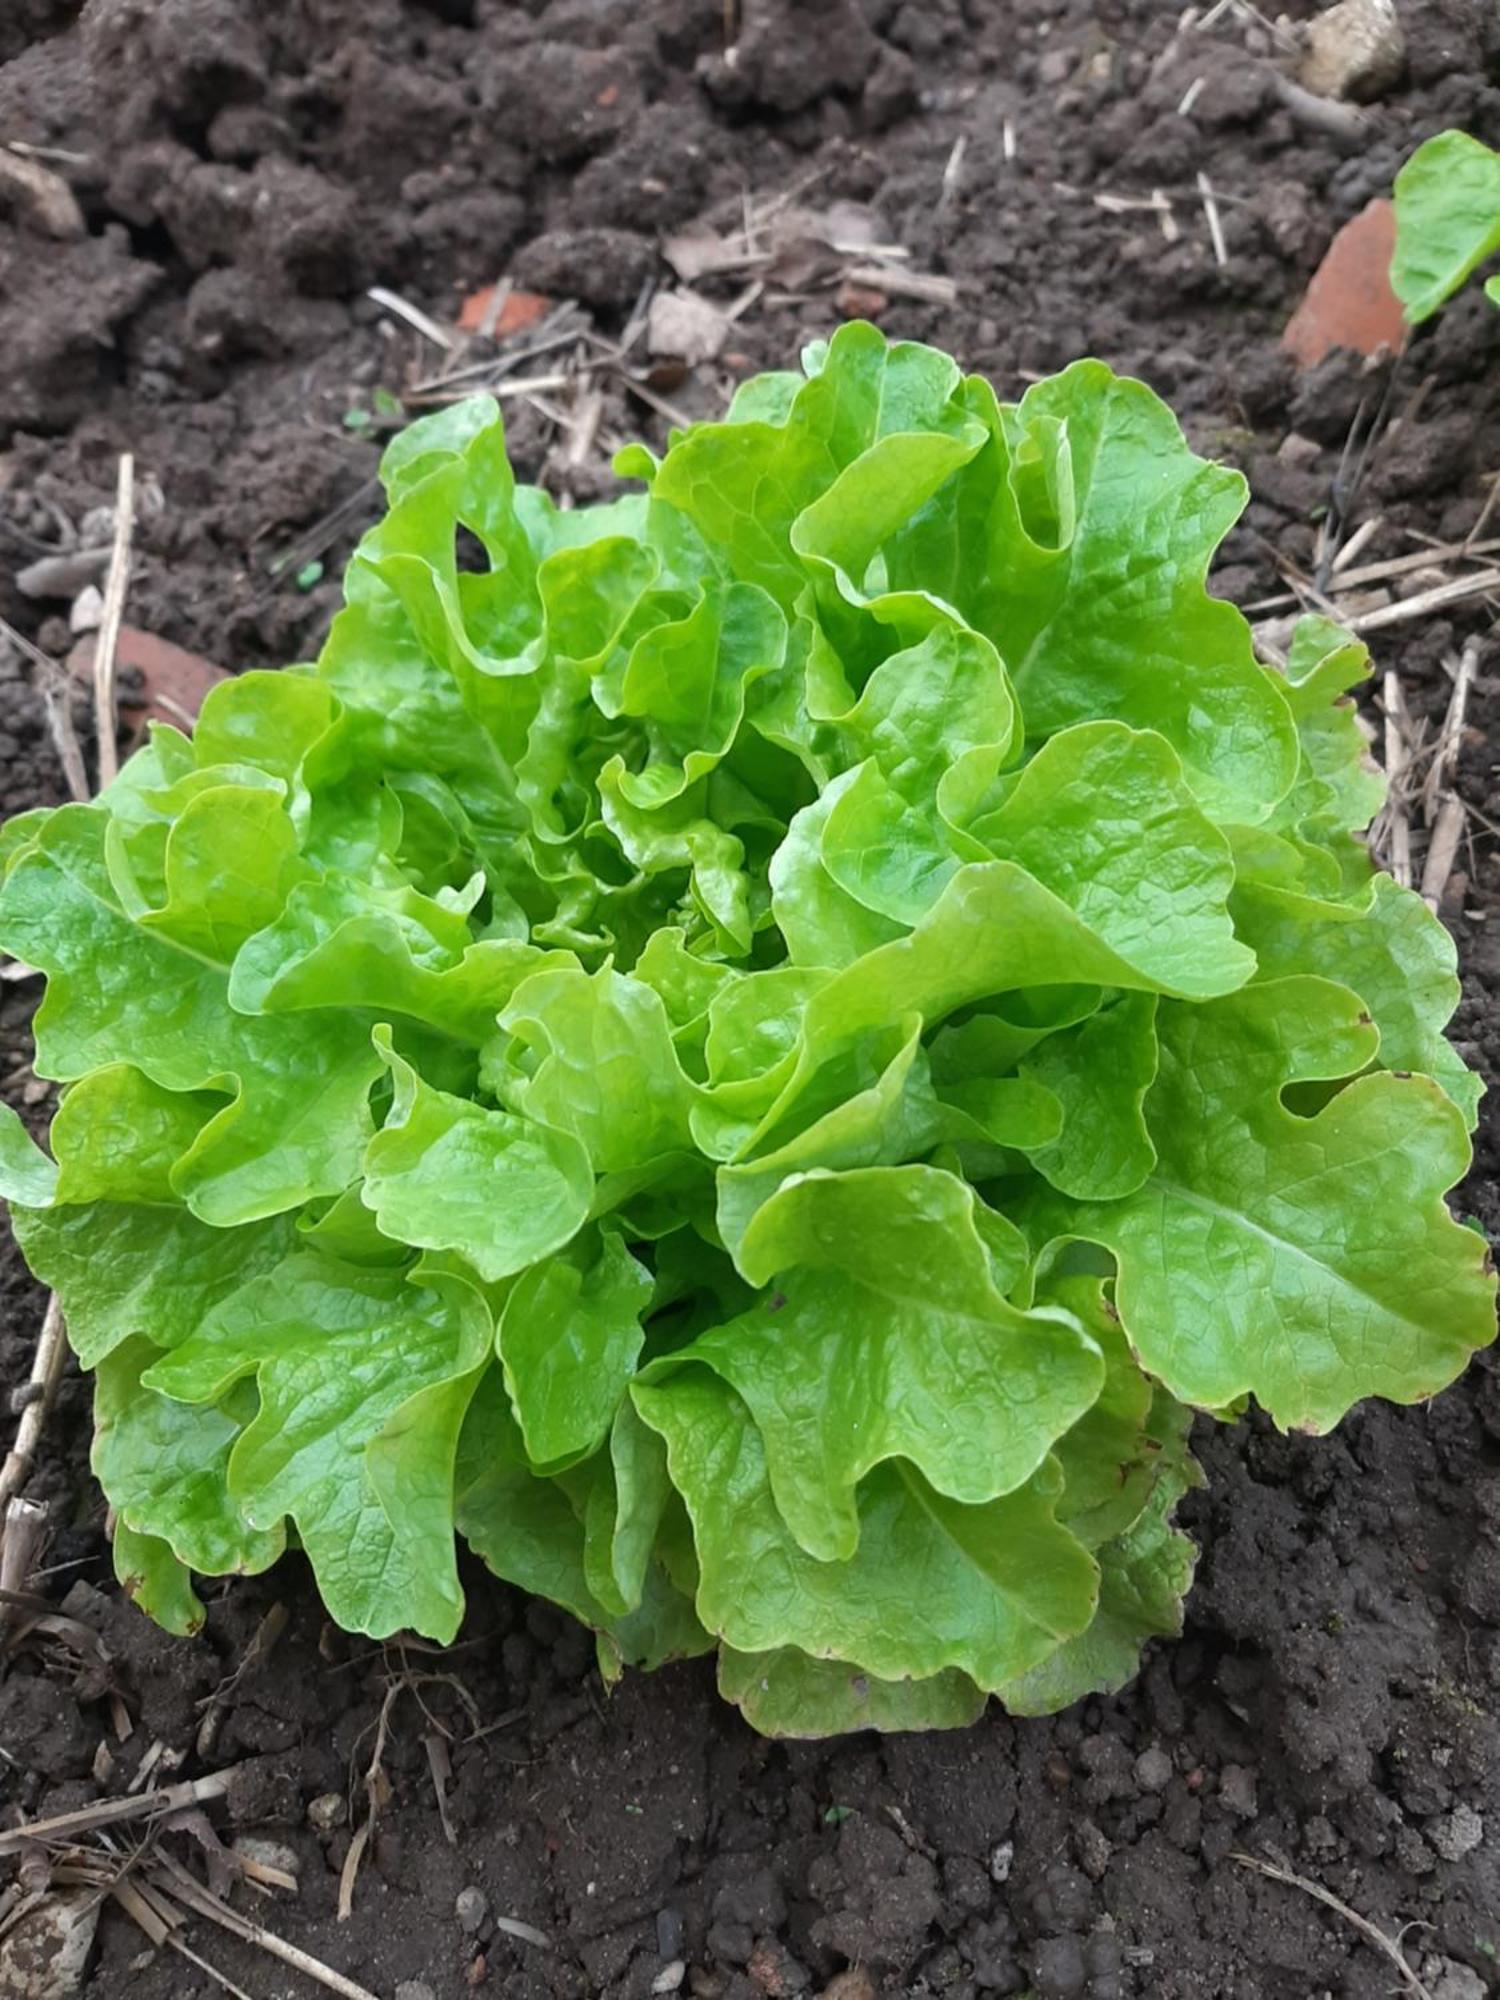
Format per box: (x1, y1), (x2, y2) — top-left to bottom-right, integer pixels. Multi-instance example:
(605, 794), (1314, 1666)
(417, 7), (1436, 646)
(2, 2), (1500, 1996)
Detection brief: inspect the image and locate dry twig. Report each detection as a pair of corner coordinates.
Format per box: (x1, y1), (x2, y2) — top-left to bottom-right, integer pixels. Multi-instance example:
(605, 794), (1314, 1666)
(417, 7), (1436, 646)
(842, 262), (959, 305)
(1417, 640), (1480, 909)
(1421, 640), (1476, 819)
(494, 1913), (552, 1949)
(1463, 470), (1500, 553)
(1232, 1851), (1434, 2000)
(165, 1934), (260, 2000)
(1247, 533), (1500, 614)
(365, 285), (455, 351)
(1196, 172), (1227, 267)
(1377, 668), (1413, 888)
(1420, 794), (1467, 909)
(1329, 515), (1383, 574)
(0, 1767), (238, 1857)
(0, 1294), (67, 1528)
(0, 1498), (46, 1629)
(91, 452), (135, 789)
(1345, 567), (1500, 634)
(424, 1729), (459, 1846)
(0, 615), (89, 801)
(937, 134), (968, 216)
(1266, 71), (1369, 147)
(339, 1678), (398, 1920)
(152, 1850), (383, 2000)
(0, 145), (84, 236)
(0, 1584), (110, 1662)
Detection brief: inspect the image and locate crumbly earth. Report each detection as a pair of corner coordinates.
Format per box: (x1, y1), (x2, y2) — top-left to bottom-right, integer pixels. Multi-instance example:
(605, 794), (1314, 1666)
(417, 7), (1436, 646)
(1, 3), (1498, 1996)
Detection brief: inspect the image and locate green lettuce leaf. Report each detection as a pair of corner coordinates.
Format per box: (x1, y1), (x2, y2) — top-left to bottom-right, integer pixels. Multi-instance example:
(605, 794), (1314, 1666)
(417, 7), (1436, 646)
(94, 1336), (283, 1578)
(145, 1253), (489, 1639)
(112, 1520), (206, 1637)
(0, 807), (381, 1225)
(1023, 977), (1494, 1431)
(455, 1368), (711, 1670)
(887, 363), (1298, 823)
(718, 1647), (987, 1737)
(497, 1227), (652, 1470)
(646, 1165), (1104, 1561)
(362, 1029), (593, 1282)
(996, 1436), (1200, 1716)
(634, 1368), (1099, 1689)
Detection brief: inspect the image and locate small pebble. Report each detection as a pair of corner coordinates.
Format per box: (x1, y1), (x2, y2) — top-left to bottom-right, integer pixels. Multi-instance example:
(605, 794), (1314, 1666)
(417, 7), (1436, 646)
(1033, 1932), (1088, 1999)
(69, 585), (103, 634)
(456, 1884), (490, 1934)
(657, 1907), (685, 1958)
(395, 1985), (437, 2000)
(989, 1839), (1014, 1883)
(231, 1836), (300, 1880)
(1219, 1764), (1259, 1820)
(1428, 1961), (1487, 2000)
(818, 1975), (876, 2000)
(1276, 431), (1322, 469)
(652, 1962), (687, 1995)
(1133, 1747), (1173, 1794)
(1428, 1804), (1483, 1862)
(307, 1792), (345, 1831)
(1074, 1817), (1112, 1882)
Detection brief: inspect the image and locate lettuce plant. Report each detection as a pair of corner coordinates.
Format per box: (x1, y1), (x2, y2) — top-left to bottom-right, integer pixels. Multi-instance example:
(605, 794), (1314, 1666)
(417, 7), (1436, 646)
(1392, 127), (1500, 321)
(0, 324), (1492, 1736)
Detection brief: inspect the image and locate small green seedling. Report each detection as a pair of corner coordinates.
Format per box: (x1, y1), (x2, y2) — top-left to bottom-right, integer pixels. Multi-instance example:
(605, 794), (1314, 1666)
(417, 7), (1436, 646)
(1391, 128), (1500, 322)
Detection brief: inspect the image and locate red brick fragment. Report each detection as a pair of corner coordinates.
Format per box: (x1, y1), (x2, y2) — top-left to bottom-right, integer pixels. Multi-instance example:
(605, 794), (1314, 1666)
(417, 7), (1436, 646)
(1282, 197), (1406, 366)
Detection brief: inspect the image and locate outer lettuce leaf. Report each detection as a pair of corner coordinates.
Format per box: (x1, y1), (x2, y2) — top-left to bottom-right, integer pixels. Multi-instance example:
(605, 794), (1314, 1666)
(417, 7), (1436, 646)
(145, 1254), (489, 1640)
(0, 808), (381, 1225)
(1042, 1273), (1186, 1550)
(3, 1077), (299, 1368)
(0, 1100), (60, 1207)
(363, 1029), (593, 1281)
(1020, 993), (1158, 1201)
(498, 1227), (652, 1470)
(1263, 616), (1384, 869)
(718, 1647), (987, 1737)
(580, 1398), (675, 1618)
(229, 879), (560, 1046)
(94, 1336), (284, 1578)
(996, 1435), (1200, 1716)
(634, 1367), (1099, 1689)
(1231, 869), (1480, 1127)
(112, 1521), (206, 1637)
(635, 322), (987, 613)
(1023, 978), (1494, 1431)
(455, 1369), (711, 1670)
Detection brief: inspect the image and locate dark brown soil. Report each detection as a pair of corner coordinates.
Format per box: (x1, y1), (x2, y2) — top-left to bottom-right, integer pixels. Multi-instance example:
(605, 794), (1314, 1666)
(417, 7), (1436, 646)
(2, 4), (1499, 1998)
